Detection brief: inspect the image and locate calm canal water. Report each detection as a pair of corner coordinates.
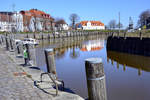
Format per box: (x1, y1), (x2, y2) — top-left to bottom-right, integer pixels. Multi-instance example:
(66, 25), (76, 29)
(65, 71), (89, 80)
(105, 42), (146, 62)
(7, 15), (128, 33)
(35, 36), (150, 100)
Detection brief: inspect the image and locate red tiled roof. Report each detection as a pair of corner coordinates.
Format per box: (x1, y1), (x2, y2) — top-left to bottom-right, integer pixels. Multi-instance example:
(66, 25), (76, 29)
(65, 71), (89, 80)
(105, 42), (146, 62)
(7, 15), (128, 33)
(29, 9), (46, 15)
(20, 9), (51, 19)
(80, 21), (104, 26)
(81, 46), (103, 51)
(19, 9), (55, 29)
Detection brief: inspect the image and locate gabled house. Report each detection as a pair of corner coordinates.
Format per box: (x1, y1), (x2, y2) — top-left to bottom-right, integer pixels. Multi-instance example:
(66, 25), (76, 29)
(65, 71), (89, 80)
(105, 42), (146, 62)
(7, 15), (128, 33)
(0, 12), (17, 32)
(20, 9), (55, 32)
(76, 21), (105, 30)
(55, 19), (69, 31)
(0, 9), (55, 32)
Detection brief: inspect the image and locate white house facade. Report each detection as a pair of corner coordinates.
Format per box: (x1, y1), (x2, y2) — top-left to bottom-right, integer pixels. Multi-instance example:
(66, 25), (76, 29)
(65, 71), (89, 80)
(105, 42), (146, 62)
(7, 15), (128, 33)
(62, 24), (69, 30)
(0, 12), (24, 32)
(55, 19), (69, 31)
(0, 9), (55, 32)
(77, 21), (105, 30)
(0, 21), (14, 32)
(12, 12), (24, 32)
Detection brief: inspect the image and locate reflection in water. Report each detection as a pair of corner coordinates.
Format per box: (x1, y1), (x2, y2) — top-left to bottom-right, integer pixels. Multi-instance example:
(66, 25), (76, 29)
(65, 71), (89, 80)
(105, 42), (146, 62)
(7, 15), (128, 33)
(107, 36), (150, 75)
(81, 40), (104, 52)
(36, 35), (150, 100)
(54, 48), (66, 59)
(106, 37), (150, 100)
(107, 50), (150, 75)
(39, 36), (105, 59)
(70, 47), (80, 59)
(35, 35), (106, 99)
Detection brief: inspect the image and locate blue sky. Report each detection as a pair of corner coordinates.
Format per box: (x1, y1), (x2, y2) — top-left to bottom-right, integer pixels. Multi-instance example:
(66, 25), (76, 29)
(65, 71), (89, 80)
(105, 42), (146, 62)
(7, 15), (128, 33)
(0, 0), (150, 28)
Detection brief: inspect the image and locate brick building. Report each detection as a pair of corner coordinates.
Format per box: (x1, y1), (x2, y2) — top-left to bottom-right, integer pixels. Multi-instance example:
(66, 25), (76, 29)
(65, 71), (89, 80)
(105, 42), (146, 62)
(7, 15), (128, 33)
(0, 12), (16, 32)
(20, 9), (55, 32)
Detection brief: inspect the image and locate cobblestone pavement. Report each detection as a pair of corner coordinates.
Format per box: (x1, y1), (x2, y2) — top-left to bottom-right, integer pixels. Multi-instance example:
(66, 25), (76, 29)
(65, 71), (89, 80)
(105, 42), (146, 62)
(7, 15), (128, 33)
(0, 47), (53, 100)
(0, 46), (84, 100)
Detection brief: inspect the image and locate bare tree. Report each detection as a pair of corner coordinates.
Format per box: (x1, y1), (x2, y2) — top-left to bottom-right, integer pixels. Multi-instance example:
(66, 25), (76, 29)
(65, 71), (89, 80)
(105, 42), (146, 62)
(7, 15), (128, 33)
(138, 9), (150, 28)
(69, 13), (80, 29)
(108, 20), (117, 30)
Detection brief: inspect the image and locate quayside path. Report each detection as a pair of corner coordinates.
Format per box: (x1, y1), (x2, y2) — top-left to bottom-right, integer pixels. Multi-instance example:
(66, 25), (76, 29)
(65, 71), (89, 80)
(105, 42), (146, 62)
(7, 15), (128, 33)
(0, 46), (84, 100)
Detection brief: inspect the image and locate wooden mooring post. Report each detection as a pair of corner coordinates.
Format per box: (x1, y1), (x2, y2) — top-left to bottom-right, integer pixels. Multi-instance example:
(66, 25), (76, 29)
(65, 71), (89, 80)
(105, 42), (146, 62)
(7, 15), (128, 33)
(124, 31), (127, 39)
(1, 35), (4, 43)
(9, 38), (14, 51)
(25, 44), (31, 60)
(5, 35), (9, 51)
(44, 49), (57, 75)
(0, 35), (2, 44)
(0, 38), (1, 44)
(117, 31), (120, 38)
(26, 33), (29, 38)
(111, 32), (114, 37)
(16, 42), (21, 54)
(33, 33), (36, 39)
(85, 58), (107, 100)
(139, 31), (142, 40)
(44, 49), (59, 95)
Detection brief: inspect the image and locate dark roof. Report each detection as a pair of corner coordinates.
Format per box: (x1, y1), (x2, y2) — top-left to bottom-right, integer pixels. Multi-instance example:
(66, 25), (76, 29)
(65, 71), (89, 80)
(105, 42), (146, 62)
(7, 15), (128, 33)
(0, 12), (14, 22)
(0, 12), (14, 15)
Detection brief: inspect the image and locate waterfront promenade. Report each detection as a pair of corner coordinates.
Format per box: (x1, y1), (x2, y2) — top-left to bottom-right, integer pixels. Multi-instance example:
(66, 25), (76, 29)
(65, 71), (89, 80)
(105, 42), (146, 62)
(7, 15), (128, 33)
(0, 47), (54, 100)
(0, 46), (84, 100)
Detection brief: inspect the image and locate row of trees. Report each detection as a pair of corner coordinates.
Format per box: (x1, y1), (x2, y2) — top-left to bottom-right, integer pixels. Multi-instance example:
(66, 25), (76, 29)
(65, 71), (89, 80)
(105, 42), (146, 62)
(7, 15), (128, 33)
(107, 9), (150, 30)
(107, 20), (123, 30)
(137, 9), (150, 29)
(54, 13), (80, 30)
(55, 9), (150, 30)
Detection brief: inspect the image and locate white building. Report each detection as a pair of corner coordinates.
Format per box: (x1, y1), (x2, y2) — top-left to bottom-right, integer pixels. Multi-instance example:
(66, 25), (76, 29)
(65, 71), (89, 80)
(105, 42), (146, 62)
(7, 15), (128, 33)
(20, 9), (55, 32)
(0, 21), (15, 32)
(12, 12), (24, 32)
(62, 24), (69, 30)
(0, 12), (16, 32)
(76, 21), (105, 30)
(0, 9), (55, 32)
(55, 24), (69, 31)
(55, 19), (69, 31)
(0, 12), (24, 32)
